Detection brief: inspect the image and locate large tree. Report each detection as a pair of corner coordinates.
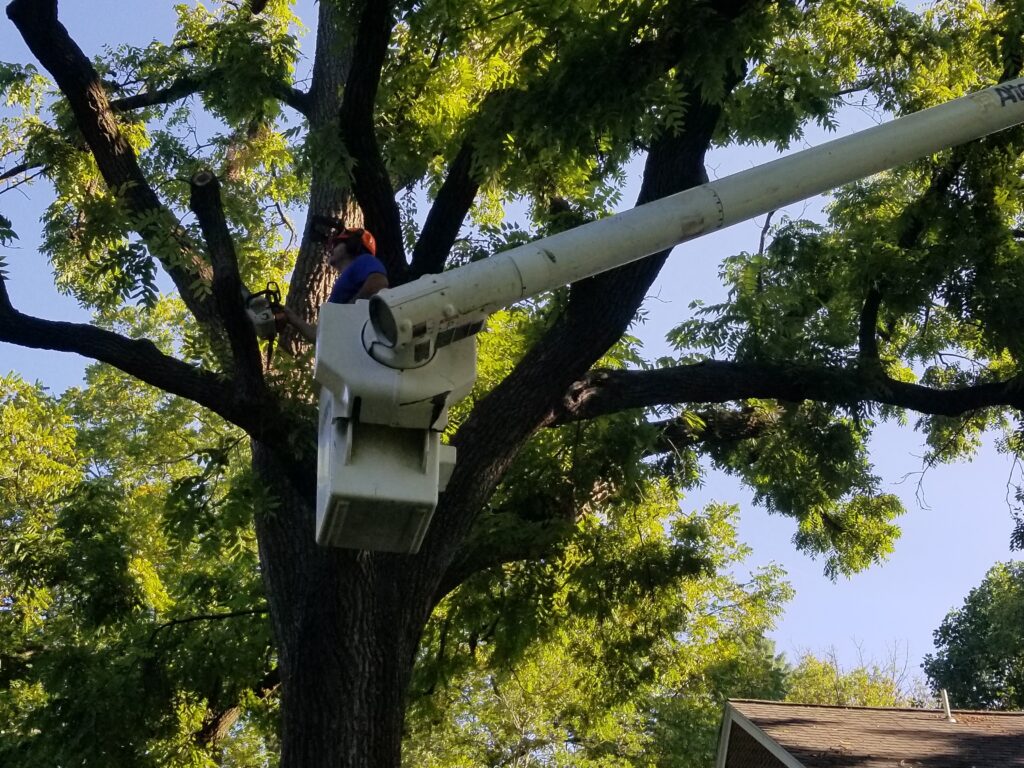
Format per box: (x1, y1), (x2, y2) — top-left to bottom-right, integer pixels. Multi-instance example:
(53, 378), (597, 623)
(924, 561), (1024, 710)
(4, 0), (1024, 765)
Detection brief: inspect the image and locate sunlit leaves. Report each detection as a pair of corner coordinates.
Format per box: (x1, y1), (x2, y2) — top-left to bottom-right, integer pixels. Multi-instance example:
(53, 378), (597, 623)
(699, 402), (904, 578)
(174, 1), (301, 127)
(0, 353), (272, 764)
(408, 498), (792, 768)
(0, 376), (81, 627)
(724, 0), (933, 147)
(924, 561), (1024, 710)
(382, 0), (803, 223)
(0, 3), (306, 321)
(0, 61), (48, 110)
(792, 492), (903, 579)
(785, 651), (920, 707)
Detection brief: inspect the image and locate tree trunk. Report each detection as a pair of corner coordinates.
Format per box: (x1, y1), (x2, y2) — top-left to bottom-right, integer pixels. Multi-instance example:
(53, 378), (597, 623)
(252, 443), (429, 767)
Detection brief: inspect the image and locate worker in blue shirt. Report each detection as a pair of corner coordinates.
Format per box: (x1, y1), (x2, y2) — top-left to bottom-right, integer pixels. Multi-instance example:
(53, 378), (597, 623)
(284, 227), (389, 342)
(325, 227), (389, 303)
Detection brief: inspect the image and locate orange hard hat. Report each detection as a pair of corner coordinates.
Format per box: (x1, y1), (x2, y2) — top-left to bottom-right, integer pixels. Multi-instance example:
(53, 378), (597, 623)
(329, 227), (376, 256)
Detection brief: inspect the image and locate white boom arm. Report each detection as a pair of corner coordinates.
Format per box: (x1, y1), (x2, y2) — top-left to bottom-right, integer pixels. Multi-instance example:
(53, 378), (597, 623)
(370, 78), (1024, 353)
(317, 78), (1024, 553)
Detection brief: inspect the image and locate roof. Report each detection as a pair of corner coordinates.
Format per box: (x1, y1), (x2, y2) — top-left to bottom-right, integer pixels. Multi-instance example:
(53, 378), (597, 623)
(725, 699), (1024, 768)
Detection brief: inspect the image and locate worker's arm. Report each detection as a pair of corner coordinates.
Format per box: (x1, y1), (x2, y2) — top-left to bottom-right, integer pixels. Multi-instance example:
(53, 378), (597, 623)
(352, 272), (388, 301)
(281, 272), (387, 341)
(281, 306), (318, 343)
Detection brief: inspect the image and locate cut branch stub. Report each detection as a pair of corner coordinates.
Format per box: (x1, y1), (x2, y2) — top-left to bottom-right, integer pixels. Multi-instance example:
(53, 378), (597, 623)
(191, 170), (217, 188)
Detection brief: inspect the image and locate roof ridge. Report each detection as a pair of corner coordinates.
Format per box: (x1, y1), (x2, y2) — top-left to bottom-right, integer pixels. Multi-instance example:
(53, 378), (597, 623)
(728, 698), (1024, 717)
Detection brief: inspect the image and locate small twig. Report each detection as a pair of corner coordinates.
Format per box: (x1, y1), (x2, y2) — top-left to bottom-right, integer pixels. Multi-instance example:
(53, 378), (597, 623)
(109, 75), (206, 112)
(935, 351), (986, 370)
(273, 200), (297, 250)
(757, 210), (774, 257)
(141, 434), (246, 470)
(858, 284), (883, 363)
(834, 76), (880, 98)
(151, 607), (268, 640)
(1004, 453), (1022, 516)
(454, 4), (535, 33)
(0, 168), (45, 195)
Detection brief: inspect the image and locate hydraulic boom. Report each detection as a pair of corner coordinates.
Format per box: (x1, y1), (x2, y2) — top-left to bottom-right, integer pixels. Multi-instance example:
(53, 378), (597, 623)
(370, 78), (1024, 355)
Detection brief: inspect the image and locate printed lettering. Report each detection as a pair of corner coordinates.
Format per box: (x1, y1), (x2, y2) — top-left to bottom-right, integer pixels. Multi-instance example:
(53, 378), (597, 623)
(997, 85), (1019, 106)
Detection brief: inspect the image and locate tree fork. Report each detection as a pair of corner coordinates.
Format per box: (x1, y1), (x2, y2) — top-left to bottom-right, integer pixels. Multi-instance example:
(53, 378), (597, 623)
(427, 72), (736, 585)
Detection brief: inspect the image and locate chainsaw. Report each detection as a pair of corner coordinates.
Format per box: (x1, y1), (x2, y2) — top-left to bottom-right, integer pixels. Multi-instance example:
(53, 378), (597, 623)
(244, 282), (285, 340)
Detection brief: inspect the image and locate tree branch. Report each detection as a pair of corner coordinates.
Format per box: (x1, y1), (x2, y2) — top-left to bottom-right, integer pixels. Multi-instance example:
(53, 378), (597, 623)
(404, 85), (516, 277)
(438, 515), (574, 602)
(647, 407), (780, 455)
(271, 81), (312, 117)
(0, 303), (226, 415)
(152, 607), (270, 637)
(149, 608), (279, 749)
(440, 405), (778, 596)
(410, 140), (478, 276)
(196, 667), (280, 747)
(6, 0), (218, 329)
(858, 284), (882, 363)
(0, 167), (44, 194)
(553, 360), (1024, 422)
(425, 68), (740, 595)
(0, 278), (302, 450)
(337, 0), (406, 279)
(835, 77), (879, 98)
(99, 71), (311, 116)
(428, 72), (753, 601)
(188, 171), (265, 394)
(0, 160), (41, 183)
(419, 2), (767, 598)
(109, 75), (207, 112)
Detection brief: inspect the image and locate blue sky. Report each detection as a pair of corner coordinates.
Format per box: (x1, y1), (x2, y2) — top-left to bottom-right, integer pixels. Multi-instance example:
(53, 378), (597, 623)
(1, 1), (1016, 691)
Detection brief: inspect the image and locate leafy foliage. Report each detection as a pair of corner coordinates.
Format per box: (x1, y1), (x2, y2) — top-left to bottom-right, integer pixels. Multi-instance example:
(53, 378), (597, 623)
(924, 561), (1024, 710)
(0, 362), (275, 767)
(666, 0), (1024, 576)
(407, 497), (792, 768)
(785, 649), (926, 708)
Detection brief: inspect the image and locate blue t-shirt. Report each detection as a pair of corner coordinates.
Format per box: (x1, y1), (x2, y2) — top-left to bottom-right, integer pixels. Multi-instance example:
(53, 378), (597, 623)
(328, 253), (387, 304)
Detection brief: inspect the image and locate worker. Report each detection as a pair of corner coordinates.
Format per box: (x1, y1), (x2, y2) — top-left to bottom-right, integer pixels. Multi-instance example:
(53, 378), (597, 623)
(283, 227), (389, 342)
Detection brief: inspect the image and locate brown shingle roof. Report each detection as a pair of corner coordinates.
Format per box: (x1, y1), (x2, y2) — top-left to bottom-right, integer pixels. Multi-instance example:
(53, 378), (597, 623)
(729, 699), (1024, 768)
